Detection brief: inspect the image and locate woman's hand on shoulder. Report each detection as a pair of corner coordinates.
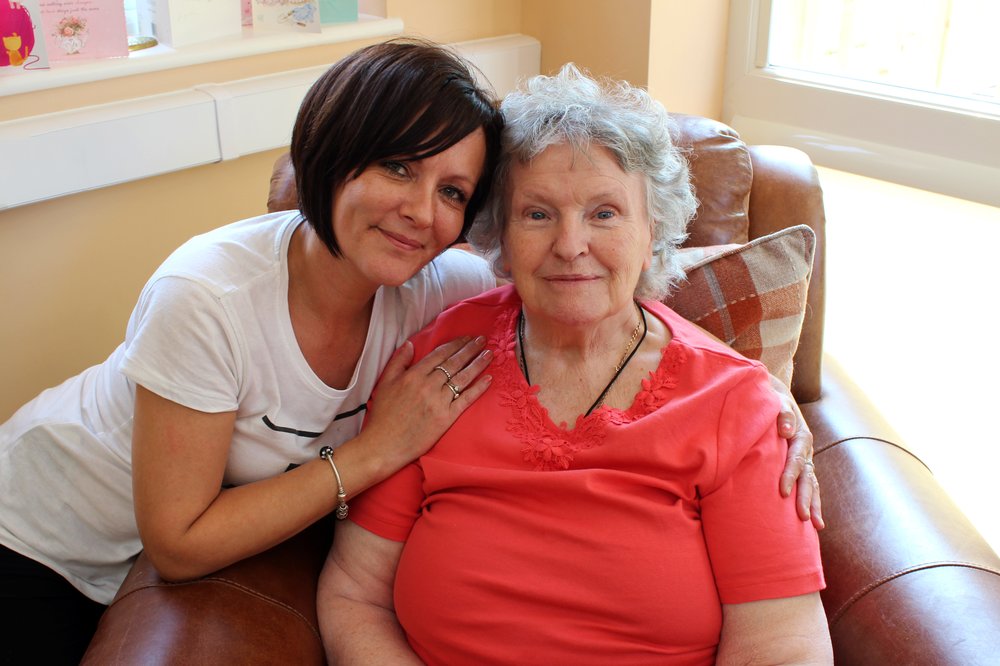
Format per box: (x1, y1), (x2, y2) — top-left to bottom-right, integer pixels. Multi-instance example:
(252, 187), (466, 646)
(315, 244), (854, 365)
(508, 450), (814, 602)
(770, 375), (824, 530)
(358, 335), (493, 473)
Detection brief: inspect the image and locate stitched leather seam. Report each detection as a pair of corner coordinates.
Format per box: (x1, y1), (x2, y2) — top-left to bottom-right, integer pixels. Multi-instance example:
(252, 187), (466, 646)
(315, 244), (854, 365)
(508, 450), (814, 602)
(830, 561), (1000, 627)
(111, 577), (320, 640)
(814, 436), (931, 473)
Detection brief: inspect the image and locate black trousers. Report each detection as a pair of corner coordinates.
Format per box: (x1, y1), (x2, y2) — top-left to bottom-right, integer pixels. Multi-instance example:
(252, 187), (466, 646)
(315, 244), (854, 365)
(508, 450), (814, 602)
(0, 544), (106, 665)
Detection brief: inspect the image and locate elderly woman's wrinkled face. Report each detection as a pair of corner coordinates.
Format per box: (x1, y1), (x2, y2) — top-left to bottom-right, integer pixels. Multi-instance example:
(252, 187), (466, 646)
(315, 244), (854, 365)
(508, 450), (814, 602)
(502, 142), (653, 327)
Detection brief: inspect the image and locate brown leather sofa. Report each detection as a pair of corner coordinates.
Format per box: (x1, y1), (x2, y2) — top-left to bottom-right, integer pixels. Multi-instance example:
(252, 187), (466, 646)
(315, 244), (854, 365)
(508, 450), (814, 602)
(82, 114), (1000, 665)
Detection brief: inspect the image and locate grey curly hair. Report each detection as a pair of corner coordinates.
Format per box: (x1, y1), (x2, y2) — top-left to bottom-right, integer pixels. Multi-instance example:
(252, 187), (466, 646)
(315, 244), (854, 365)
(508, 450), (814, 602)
(468, 63), (698, 300)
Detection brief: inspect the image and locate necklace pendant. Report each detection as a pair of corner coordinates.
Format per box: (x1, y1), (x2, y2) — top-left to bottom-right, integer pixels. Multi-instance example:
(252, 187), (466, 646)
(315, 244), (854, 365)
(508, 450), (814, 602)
(517, 301), (648, 417)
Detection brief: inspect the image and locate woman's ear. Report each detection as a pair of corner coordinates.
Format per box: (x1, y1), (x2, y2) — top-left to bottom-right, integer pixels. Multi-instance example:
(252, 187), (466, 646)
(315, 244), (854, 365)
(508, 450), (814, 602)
(499, 231), (511, 274)
(641, 218), (655, 272)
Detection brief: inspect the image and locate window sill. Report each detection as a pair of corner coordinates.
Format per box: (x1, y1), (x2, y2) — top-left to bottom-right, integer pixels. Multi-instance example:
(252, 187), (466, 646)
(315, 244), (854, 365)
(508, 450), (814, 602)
(724, 0), (1000, 208)
(1, 15), (403, 97)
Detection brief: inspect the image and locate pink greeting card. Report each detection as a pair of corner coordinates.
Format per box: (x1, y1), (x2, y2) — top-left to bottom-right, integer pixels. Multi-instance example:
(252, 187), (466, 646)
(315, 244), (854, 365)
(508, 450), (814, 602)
(252, 0), (320, 35)
(1, 0), (50, 72)
(40, 0), (127, 62)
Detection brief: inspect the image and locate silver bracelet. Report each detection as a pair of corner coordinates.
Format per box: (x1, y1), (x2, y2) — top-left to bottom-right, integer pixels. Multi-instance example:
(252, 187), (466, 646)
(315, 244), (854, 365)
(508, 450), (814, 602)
(319, 446), (348, 520)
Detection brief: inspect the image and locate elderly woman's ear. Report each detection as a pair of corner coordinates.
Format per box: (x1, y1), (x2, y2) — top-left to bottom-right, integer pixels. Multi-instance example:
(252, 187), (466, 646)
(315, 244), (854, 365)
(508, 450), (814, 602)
(642, 219), (655, 271)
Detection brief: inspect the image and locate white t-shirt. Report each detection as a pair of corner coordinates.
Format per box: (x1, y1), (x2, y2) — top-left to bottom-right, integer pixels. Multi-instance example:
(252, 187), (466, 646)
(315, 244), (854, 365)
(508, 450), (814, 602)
(0, 211), (494, 603)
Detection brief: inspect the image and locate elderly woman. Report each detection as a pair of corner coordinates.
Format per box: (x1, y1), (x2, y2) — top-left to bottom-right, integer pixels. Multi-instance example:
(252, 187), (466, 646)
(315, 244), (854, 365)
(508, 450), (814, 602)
(317, 64), (832, 665)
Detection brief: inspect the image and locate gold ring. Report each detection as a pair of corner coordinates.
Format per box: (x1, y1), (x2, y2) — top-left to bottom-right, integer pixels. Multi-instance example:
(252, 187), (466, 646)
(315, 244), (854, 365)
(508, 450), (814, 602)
(434, 365), (453, 381)
(445, 380), (462, 400)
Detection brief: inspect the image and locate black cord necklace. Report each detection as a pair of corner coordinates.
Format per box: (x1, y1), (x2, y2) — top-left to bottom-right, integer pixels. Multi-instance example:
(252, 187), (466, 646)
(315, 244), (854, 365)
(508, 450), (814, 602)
(517, 302), (648, 416)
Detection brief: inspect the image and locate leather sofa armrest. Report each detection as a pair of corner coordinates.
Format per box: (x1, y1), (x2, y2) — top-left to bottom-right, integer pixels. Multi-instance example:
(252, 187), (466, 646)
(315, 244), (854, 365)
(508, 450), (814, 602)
(803, 357), (1000, 664)
(81, 520), (332, 665)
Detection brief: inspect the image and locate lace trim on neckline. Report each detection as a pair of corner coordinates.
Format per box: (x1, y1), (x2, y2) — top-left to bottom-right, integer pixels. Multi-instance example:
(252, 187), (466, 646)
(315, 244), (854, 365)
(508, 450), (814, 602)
(488, 306), (688, 471)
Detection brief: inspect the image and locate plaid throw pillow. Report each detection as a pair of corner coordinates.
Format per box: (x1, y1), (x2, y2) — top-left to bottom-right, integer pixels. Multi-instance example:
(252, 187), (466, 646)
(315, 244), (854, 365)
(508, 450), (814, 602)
(665, 225), (816, 386)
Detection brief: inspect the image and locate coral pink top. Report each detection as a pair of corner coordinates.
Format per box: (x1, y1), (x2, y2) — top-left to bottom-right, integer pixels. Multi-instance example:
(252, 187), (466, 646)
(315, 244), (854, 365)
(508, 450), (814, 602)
(352, 285), (824, 665)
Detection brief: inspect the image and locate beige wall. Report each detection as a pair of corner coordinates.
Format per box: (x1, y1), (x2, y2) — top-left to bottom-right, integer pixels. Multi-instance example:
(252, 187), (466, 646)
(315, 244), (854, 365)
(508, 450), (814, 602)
(648, 0), (730, 118)
(387, 0), (522, 44)
(0, 150), (286, 420)
(518, 0), (729, 117)
(0, 1), (727, 420)
(521, 0), (652, 85)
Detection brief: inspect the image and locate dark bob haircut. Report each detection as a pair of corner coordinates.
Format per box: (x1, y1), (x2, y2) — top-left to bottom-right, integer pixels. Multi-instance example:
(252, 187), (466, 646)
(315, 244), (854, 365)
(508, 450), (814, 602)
(290, 39), (504, 257)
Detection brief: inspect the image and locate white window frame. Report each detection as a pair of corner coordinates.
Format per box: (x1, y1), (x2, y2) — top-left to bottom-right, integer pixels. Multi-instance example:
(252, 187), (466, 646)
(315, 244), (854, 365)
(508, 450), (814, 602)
(723, 0), (1000, 206)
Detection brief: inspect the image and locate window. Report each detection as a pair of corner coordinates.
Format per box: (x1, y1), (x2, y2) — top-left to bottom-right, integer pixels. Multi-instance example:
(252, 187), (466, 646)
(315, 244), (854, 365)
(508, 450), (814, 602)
(723, 0), (1000, 206)
(768, 0), (998, 114)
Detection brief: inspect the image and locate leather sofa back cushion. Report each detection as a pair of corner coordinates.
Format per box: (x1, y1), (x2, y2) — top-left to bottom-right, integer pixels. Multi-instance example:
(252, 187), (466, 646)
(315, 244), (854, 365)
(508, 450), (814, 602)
(671, 113), (753, 247)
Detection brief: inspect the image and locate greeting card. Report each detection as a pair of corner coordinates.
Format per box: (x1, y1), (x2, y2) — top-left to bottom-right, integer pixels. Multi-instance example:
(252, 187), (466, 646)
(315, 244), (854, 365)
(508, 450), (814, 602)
(319, 0), (355, 24)
(1, 0), (49, 72)
(138, 0), (242, 48)
(252, 0), (320, 35)
(40, 0), (126, 61)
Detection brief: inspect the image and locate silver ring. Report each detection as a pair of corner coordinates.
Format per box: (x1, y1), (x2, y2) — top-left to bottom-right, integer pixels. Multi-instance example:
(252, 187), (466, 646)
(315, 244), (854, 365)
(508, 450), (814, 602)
(434, 365), (453, 381)
(445, 380), (462, 400)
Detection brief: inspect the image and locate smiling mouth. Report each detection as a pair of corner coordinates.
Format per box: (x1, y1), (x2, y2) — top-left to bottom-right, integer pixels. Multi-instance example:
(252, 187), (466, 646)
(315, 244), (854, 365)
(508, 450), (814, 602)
(545, 274), (599, 282)
(378, 228), (423, 251)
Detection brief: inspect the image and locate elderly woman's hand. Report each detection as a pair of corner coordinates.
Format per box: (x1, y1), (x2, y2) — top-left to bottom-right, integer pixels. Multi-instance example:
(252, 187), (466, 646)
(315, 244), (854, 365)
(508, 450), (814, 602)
(771, 375), (824, 530)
